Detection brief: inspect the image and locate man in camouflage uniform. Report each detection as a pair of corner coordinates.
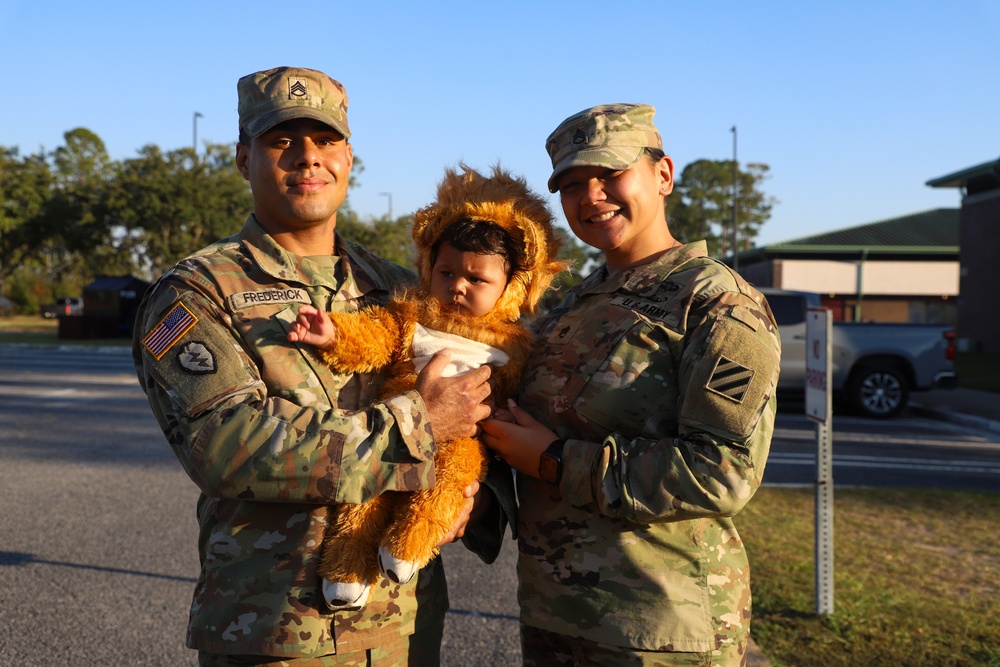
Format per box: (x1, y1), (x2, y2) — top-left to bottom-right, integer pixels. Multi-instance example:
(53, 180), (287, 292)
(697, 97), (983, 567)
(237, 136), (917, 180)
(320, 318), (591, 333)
(132, 66), (509, 666)
(483, 104), (781, 666)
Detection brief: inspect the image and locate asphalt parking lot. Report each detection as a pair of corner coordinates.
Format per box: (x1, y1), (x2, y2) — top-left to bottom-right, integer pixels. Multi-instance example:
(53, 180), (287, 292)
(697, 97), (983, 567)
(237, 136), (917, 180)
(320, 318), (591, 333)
(0, 345), (521, 666)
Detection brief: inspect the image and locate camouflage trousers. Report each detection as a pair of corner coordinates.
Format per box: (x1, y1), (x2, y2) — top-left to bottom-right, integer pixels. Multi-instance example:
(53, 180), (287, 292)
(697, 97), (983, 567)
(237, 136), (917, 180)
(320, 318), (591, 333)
(198, 618), (444, 667)
(521, 624), (747, 667)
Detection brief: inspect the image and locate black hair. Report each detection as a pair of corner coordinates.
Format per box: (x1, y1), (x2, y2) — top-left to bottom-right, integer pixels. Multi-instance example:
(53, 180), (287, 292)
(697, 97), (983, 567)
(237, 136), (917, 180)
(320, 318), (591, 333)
(431, 219), (525, 278)
(644, 147), (666, 163)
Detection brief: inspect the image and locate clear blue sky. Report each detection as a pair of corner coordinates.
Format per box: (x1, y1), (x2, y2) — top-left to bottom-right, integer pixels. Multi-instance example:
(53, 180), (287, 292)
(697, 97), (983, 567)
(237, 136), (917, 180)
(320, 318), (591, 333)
(2, 1), (997, 246)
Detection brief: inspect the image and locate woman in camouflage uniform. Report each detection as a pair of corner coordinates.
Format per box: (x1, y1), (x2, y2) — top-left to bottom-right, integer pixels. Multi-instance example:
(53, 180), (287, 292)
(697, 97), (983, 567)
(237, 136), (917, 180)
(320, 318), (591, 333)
(483, 104), (781, 667)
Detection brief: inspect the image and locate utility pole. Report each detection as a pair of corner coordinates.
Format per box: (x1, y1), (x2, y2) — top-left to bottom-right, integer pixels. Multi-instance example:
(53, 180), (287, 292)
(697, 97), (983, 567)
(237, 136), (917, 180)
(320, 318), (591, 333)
(731, 125), (739, 270)
(193, 112), (203, 155)
(379, 192), (393, 220)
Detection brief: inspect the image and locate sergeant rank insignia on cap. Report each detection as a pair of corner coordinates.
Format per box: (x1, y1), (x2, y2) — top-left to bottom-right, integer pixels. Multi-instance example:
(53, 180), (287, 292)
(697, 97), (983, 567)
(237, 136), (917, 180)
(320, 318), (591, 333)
(289, 79), (308, 99)
(142, 302), (197, 360)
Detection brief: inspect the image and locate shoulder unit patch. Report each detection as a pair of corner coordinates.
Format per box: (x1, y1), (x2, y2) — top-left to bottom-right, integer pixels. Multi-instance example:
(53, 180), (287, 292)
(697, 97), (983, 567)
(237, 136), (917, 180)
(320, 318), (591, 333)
(177, 341), (216, 374)
(706, 355), (754, 403)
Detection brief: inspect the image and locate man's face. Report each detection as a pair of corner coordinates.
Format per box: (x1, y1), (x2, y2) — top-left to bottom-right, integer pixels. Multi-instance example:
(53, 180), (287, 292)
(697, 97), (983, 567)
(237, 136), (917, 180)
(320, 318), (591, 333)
(429, 243), (508, 318)
(236, 118), (353, 234)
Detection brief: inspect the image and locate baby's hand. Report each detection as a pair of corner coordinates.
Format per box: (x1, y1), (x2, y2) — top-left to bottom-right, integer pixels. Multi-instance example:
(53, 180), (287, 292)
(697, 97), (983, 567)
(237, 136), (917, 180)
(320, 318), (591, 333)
(287, 305), (338, 350)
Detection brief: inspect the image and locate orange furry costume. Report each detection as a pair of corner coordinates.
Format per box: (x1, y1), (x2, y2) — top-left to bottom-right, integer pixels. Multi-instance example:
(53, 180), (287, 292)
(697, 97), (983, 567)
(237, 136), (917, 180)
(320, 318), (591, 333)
(316, 166), (567, 610)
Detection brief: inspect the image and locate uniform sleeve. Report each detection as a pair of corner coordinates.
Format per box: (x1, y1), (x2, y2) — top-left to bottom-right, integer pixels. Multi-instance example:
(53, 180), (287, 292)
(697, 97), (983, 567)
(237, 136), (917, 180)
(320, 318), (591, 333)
(560, 292), (781, 522)
(133, 280), (438, 506)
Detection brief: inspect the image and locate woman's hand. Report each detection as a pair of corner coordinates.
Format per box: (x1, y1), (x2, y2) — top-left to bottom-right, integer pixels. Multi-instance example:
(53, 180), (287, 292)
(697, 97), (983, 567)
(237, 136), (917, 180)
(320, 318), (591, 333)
(480, 399), (558, 479)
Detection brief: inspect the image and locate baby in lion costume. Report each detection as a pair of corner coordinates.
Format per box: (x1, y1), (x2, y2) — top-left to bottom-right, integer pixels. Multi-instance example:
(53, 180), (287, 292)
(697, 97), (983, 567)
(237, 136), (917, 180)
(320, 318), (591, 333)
(287, 165), (566, 610)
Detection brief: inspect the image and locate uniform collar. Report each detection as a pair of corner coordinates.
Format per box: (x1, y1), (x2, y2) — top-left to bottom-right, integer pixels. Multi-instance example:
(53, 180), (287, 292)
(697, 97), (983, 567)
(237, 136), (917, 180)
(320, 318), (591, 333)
(576, 241), (708, 297)
(239, 215), (394, 298)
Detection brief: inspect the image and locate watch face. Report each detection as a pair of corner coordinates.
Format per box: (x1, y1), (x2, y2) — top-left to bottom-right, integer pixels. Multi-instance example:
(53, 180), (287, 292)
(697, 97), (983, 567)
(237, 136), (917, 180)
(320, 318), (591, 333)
(539, 453), (560, 485)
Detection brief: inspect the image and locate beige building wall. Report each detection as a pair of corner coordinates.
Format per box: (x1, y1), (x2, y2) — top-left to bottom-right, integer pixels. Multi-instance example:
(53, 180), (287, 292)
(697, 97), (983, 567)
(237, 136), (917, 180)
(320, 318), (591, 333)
(773, 259), (959, 297)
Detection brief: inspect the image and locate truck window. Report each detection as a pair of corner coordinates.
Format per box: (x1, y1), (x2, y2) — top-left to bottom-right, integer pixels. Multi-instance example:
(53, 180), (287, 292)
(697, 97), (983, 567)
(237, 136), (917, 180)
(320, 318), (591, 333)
(767, 294), (805, 327)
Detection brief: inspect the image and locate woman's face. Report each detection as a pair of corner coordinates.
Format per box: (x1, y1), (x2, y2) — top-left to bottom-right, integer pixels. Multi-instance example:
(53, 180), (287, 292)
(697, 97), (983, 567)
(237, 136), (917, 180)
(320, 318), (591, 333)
(556, 155), (674, 268)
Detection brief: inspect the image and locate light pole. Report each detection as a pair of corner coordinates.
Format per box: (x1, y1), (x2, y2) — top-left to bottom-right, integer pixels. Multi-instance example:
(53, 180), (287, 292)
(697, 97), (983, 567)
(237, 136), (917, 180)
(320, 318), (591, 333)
(379, 192), (393, 220)
(731, 125), (739, 270)
(193, 111), (203, 155)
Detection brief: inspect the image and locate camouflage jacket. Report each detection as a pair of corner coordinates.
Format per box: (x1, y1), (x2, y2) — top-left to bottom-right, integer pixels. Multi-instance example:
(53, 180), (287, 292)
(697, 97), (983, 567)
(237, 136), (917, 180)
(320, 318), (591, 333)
(133, 216), (456, 658)
(515, 241), (781, 652)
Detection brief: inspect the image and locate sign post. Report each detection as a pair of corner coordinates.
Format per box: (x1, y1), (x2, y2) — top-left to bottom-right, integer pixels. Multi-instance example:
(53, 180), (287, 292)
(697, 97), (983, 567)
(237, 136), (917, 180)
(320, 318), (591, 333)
(806, 308), (834, 616)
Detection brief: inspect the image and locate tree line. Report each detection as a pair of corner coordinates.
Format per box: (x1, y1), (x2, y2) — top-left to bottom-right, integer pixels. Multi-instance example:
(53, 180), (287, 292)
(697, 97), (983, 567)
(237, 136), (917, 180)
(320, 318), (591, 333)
(0, 128), (775, 314)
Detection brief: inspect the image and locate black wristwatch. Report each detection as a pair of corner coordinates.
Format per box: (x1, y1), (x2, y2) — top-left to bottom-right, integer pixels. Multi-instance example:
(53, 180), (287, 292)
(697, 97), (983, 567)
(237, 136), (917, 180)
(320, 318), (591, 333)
(538, 439), (565, 485)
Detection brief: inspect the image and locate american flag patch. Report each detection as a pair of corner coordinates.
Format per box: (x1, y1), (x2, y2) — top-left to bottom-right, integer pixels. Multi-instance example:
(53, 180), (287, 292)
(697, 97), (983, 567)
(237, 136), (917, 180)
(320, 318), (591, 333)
(142, 302), (198, 360)
(706, 356), (754, 403)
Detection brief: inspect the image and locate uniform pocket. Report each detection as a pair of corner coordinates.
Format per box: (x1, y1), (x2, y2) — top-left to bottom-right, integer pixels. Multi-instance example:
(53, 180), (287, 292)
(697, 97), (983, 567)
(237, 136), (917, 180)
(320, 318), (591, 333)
(572, 316), (680, 435)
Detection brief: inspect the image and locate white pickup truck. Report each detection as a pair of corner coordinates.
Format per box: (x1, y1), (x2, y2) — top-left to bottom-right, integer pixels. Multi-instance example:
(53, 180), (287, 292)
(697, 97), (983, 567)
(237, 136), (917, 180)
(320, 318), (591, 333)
(761, 288), (957, 418)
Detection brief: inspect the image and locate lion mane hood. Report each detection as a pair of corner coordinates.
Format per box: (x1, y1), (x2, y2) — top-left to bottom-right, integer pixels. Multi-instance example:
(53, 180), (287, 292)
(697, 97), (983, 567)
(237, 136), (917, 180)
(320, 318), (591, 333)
(411, 164), (570, 323)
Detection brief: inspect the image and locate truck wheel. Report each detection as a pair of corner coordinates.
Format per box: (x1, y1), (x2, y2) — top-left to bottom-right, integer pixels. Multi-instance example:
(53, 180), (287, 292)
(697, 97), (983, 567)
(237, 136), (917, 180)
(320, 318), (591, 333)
(849, 365), (909, 418)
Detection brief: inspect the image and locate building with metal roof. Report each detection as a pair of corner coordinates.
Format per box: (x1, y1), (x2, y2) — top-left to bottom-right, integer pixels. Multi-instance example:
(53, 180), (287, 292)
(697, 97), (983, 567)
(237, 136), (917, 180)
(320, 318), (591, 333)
(736, 209), (960, 325)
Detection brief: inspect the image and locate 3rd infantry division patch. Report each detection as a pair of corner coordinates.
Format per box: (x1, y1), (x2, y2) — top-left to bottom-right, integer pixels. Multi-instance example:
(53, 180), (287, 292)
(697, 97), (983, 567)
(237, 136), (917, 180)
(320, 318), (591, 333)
(707, 356), (754, 403)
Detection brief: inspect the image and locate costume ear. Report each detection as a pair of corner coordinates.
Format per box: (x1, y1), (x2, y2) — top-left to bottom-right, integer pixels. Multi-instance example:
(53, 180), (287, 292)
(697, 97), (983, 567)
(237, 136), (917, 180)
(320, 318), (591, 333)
(519, 258), (572, 315)
(410, 206), (436, 290)
(492, 279), (527, 322)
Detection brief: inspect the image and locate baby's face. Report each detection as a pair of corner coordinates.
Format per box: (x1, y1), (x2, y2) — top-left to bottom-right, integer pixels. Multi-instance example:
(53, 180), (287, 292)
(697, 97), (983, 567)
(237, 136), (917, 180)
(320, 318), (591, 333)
(430, 243), (508, 317)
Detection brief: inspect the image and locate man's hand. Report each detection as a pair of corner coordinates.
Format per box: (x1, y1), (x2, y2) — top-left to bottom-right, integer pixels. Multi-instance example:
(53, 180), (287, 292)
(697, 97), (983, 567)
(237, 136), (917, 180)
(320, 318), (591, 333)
(435, 481), (480, 546)
(415, 350), (492, 441)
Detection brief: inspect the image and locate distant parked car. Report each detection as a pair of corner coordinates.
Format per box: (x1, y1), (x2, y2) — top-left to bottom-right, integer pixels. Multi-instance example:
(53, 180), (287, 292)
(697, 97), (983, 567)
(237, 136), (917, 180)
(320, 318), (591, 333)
(0, 296), (13, 317)
(41, 297), (84, 319)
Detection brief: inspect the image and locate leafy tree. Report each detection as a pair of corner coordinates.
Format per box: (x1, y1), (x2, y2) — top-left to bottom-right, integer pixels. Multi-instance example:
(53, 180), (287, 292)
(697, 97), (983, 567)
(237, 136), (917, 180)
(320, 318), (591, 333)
(667, 159), (777, 258)
(336, 210), (415, 269)
(1, 130), (117, 308)
(104, 142), (251, 278)
(0, 147), (55, 285)
(43, 128), (119, 280)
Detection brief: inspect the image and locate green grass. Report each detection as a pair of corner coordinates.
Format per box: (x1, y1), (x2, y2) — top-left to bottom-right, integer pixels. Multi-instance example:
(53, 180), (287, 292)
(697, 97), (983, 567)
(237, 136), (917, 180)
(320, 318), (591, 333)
(955, 351), (1000, 394)
(0, 315), (129, 347)
(0, 315), (59, 335)
(741, 487), (1000, 667)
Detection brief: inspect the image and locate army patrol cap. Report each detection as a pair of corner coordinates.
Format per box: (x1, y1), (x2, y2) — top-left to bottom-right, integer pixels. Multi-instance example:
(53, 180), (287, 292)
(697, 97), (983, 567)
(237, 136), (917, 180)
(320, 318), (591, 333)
(545, 103), (662, 193)
(238, 66), (351, 139)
